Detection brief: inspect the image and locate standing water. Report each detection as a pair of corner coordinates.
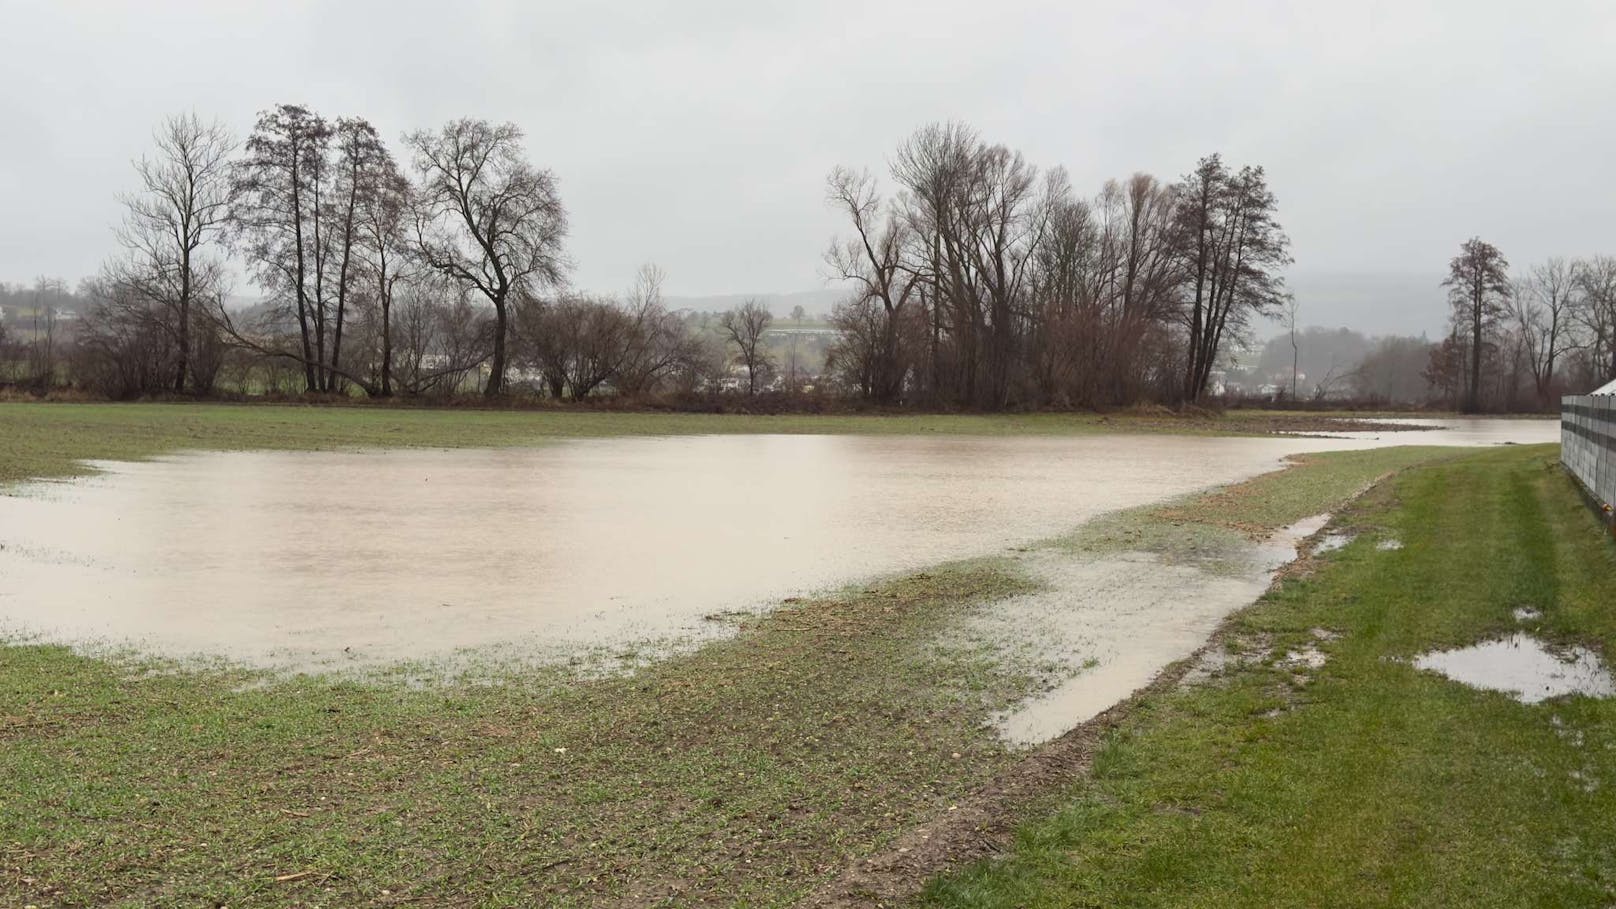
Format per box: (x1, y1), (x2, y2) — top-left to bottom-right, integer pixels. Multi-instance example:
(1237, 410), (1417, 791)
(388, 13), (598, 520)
(0, 420), (1556, 674)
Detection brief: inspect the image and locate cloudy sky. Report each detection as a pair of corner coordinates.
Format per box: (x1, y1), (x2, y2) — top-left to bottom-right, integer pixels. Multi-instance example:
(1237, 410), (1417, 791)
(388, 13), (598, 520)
(1, 0), (1612, 335)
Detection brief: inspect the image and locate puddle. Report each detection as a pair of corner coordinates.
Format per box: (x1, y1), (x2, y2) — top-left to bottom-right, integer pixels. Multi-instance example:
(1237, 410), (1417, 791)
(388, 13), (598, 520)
(1376, 538), (1404, 551)
(1412, 634), (1616, 704)
(975, 552), (1273, 745)
(1281, 645), (1328, 670)
(1315, 532), (1355, 554)
(988, 513), (1331, 746)
(0, 419), (1557, 675)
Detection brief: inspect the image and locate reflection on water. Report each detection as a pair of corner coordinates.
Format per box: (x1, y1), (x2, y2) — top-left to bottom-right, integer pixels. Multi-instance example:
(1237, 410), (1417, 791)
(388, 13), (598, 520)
(0, 419), (1557, 672)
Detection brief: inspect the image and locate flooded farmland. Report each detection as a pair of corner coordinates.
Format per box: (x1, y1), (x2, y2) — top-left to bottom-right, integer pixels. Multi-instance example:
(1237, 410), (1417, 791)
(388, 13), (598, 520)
(0, 420), (1557, 678)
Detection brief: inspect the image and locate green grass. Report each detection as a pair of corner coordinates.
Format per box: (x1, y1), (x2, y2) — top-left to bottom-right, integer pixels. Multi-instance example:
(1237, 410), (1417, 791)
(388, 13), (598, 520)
(1060, 447), (1464, 573)
(923, 445), (1616, 908)
(2, 563), (1045, 907)
(0, 400), (1415, 486)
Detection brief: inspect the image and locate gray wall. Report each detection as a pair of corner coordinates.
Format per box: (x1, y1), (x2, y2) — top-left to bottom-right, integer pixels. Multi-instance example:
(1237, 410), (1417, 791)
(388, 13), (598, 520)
(1562, 395), (1616, 521)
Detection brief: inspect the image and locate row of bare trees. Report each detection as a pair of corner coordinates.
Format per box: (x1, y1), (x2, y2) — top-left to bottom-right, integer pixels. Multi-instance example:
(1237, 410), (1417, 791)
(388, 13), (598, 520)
(1434, 238), (1616, 411)
(57, 108), (792, 402)
(821, 124), (1290, 408)
(68, 108), (564, 398)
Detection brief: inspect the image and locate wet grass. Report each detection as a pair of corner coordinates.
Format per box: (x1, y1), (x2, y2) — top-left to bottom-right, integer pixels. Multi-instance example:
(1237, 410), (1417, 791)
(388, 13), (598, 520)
(1, 562), (1044, 907)
(1058, 446), (1464, 572)
(0, 400), (1402, 485)
(923, 444), (1616, 908)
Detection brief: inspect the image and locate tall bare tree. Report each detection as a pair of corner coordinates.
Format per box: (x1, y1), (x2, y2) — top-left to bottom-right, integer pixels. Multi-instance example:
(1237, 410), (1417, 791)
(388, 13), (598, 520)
(721, 299), (773, 395)
(824, 166), (917, 403)
(1178, 155), (1291, 401)
(1286, 295), (1300, 399)
(1511, 257), (1577, 404)
(356, 161), (412, 396)
(406, 120), (568, 396)
(892, 122), (980, 404)
(322, 117), (393, 392)
(229, 104), (333, 392)
(1442, 237), (1511, 412)
(109, 113), (235, 392)
(1577, 256), (1616, 384)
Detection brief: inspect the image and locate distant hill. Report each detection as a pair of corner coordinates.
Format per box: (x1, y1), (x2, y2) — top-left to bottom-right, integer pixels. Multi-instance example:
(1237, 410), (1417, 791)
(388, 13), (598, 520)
(1285, 271), (1447, 338)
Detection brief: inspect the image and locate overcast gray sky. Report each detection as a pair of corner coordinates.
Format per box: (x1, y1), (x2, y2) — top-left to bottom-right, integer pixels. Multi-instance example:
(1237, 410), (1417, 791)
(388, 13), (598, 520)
(2, 0), (1613, 336)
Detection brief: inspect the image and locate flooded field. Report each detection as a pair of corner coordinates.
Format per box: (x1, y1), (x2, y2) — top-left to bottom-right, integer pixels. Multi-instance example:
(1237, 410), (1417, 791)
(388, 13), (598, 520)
(0, 419), (1557, 677)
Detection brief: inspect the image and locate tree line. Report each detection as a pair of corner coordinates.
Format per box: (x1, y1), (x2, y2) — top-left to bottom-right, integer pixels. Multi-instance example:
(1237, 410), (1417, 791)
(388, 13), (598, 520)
(1, 110), (1308, 409)
(15, 110), (1612, 411)
(821, 123), (1290, 408)
(1433, 239), (1616, 412)
(2, 107), (744, 401)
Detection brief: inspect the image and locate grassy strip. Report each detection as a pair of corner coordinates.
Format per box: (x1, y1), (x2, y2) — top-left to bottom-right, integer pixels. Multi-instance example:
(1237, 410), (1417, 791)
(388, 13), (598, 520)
(1059, 446), (1464, 573)
(923, 445), (1616, 908)
(0, 400), (1412, 486)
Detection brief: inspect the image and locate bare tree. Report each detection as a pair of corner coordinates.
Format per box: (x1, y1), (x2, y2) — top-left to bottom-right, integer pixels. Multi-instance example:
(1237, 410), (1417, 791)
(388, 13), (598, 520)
(1577, 255), (1616, 384)
(720, 299), (774, 395)
(229, 104), (333, 391)
(1512, 257), (1577, 404)
(514, 293), (632, 400)
(613, 264), (706, 396)
(824, 166), (918, 403)
(108, 112), (235, 393)
(1285, 295), (1300, 399)
(406, 120), (568, 396)
(1442, 237), (1511, 412)
(345, 126), (411, 396)
(322, 117), (395, 392)
(1178, 155), (1292, 401)
(26, 278), (64, 387)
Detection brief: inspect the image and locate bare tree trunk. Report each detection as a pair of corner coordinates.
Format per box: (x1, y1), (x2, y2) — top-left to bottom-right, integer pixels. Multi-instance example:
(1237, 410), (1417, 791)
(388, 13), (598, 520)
(175, 243), (191, 393)
(486, 297), (508, 396)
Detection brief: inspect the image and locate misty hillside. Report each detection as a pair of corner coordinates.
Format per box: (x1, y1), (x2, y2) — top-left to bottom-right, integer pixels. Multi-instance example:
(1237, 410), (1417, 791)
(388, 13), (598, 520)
(1285, 271), (1446, 338)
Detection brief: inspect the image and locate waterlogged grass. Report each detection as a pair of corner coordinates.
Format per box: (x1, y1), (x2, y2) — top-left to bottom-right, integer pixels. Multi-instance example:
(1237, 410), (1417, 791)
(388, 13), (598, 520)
(2, 562), (1043, 907)
(924, 445), (1616, 908)
(0, 400), (1395, 485)
(1058, 446), (1464, 572)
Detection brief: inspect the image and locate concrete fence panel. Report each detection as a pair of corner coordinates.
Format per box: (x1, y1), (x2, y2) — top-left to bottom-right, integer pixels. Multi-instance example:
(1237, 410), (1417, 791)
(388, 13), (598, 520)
(1562, 395), (1616, 525)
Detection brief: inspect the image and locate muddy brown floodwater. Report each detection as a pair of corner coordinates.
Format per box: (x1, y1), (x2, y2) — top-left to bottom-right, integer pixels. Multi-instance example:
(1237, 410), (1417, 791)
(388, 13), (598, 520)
(0, 419), (1557, 682)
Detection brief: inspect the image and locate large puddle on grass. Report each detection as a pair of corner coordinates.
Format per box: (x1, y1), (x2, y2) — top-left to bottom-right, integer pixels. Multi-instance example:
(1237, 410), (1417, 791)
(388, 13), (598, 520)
(1413, 634), (1616, 704)
(983, 513), (1329, 745)
(0, 419), (1556, 675)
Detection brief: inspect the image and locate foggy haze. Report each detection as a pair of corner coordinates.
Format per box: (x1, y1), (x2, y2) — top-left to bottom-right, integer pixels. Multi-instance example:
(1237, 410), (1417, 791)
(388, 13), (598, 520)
(2, 0), (1613, 337)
